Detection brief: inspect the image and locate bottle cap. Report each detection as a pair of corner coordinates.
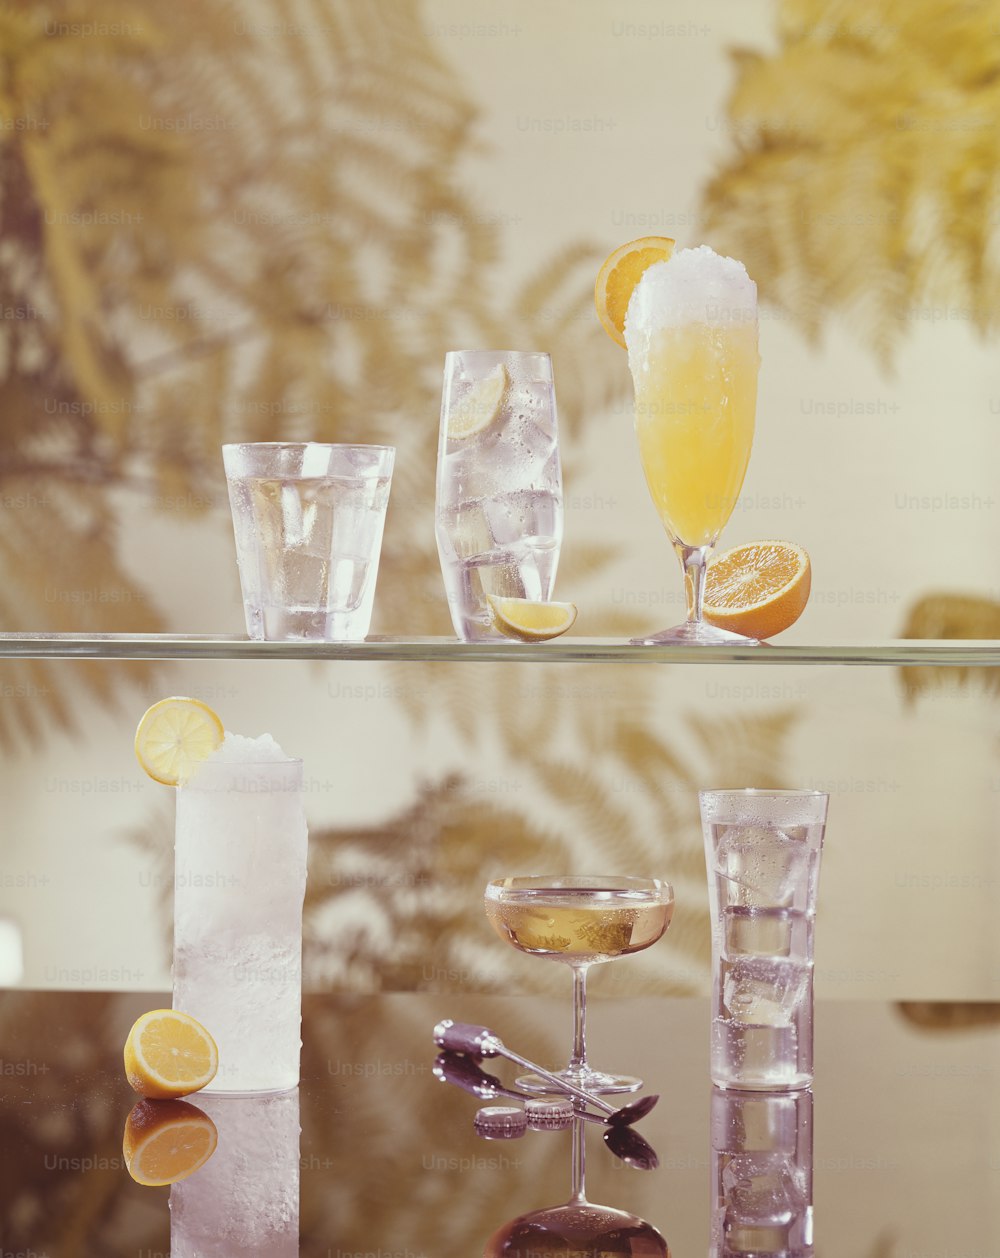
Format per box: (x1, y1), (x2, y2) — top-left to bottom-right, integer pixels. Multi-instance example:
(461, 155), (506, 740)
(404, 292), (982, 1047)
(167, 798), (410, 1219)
(474, 1105), (527, 1139)
(525, 1098), (574, 1130)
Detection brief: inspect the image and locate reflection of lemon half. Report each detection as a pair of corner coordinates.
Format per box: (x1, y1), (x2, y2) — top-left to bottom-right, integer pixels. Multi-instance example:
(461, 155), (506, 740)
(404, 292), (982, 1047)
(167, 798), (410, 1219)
(487, 596), (578, 642)
(446, 363), (508, 439)
(134, 697), (224, 786)
(123, 1098), (218, 1186)
(124, 1009), (219, 1099)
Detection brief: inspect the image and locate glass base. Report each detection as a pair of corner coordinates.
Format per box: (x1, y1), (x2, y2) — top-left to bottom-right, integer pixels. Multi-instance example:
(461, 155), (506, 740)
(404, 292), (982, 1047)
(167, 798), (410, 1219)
(516, 1069), (643, 1097)
(631, 620), (761, 646)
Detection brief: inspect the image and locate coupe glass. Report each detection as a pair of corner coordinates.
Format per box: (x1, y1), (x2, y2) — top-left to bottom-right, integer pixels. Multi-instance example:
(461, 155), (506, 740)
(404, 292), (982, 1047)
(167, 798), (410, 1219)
(626, 245), (759, 644)
(484, 875), (674, 1095)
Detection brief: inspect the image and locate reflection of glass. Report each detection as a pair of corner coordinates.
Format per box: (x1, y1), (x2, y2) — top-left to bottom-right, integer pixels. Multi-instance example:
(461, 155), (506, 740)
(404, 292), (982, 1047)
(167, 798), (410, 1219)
(484, 1113), (669, 1256)
(701, 790), (828, 1091)
(484, 876), (674, 1095)
(174, 753), (308, 1094)
(170, 1090), (300, 1256)
(710, 1088), (813, 1257)
(435, 350), (563, 641)
(625, 246), (758, 645)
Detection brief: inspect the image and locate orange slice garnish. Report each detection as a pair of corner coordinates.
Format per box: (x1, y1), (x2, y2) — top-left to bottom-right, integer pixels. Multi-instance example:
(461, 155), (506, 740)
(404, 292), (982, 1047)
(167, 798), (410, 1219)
(594, 236), (675, 348)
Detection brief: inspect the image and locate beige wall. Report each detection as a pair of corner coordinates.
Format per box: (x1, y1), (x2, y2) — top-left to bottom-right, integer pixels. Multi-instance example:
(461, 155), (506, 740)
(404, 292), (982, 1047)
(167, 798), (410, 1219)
(1, 0), (998, 1004)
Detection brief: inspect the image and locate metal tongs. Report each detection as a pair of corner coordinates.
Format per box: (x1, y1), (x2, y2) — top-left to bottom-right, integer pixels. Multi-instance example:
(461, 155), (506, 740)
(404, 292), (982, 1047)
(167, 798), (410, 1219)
(432, 1019), (660, 1168)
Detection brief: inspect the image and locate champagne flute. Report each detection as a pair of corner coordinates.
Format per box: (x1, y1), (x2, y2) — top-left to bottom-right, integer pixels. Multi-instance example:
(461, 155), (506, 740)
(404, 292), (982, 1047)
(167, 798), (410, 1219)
(626, 244), (759, 644)
(484, 875), (674, 1095)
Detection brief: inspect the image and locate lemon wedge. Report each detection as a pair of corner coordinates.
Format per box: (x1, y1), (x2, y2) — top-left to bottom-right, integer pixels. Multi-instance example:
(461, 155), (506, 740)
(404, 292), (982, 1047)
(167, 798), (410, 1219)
(487, 596), (578, 642)
(446, 363), (508, 439)
(134, 697), (224, 786)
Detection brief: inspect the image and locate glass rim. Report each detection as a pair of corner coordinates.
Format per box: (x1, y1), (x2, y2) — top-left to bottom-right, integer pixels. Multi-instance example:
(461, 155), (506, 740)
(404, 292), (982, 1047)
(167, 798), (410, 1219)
(443, 348), (552, 358)
(485, 874), (673, 895)
(181, 756), (305, 776)
(221, 442), (395, 454)
(698, 788), (828, 799)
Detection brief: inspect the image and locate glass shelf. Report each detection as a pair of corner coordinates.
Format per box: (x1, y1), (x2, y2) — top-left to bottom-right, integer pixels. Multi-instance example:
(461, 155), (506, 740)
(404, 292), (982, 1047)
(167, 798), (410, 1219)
(0, 632), (998, 664)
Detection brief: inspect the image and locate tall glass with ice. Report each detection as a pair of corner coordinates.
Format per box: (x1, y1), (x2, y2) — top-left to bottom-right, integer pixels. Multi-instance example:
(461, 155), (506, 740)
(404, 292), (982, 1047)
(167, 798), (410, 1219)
(701, 790), (828, 1091)
(435, 350), (563, 641)
(173, 734), (308, 1093)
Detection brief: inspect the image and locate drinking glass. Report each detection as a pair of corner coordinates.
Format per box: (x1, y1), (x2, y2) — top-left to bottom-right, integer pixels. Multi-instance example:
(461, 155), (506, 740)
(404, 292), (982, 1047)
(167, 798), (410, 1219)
(626, 247), (759, 644)
(484, 875), (674, 1094)
(435, 350), (563, 641)
(223, 442), (394, 641)
(701, 789), (828, 1090)
(174, 756), (308, 1094)
(483, 1114), (669, 1256)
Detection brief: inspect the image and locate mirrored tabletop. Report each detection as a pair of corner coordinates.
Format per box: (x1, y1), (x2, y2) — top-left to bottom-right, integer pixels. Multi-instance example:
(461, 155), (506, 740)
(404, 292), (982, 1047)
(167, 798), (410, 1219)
(1, 990), (997, 1255)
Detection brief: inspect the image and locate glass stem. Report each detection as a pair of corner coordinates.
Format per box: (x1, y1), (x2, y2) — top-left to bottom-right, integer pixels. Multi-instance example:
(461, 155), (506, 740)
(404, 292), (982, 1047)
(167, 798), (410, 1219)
(568, 963), (590, 1075)
(569, 1114), (587, 1205)
(676, 542), (711, 625)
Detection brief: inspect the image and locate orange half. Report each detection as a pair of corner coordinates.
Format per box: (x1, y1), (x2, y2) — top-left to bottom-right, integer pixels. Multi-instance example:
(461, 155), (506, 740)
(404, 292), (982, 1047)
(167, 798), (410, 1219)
(703, 541), (812, 640)
(594, 236), (675, 348)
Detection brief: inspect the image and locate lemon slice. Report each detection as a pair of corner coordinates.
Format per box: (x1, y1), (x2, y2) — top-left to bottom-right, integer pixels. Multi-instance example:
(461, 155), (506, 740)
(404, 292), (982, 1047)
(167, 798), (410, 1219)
(134, 697), (224, 786)
(123, 1098), (218, 1186)
(487, 596), (578, 642)
(124, 1009), (219, 1099)
(446, 363), (508, 439)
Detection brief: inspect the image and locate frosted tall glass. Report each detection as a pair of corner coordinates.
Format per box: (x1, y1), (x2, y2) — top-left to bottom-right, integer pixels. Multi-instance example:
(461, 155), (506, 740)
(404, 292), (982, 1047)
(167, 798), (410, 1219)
(173, 758), (307, 1093)
(701, 789), (828, 1091)
(170, 1090), (300, 1256)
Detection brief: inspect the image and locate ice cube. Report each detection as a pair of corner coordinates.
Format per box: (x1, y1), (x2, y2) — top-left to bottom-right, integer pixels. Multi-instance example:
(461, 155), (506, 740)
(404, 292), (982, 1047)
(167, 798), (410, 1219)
(327, 556), (369, 611)
(501, 411), (557, 472)
(722, 1154), (807, 1227)
(722, 958), (810, 1026)
(715, 825), (810, 908)
(725, 909), (792, 958)
(483, 490), (561, 548)
(281, 482), (306, 546)
(713, 1017), (799, 1087)
(466, 557), (527, 601)
(439, 500), (495, 560)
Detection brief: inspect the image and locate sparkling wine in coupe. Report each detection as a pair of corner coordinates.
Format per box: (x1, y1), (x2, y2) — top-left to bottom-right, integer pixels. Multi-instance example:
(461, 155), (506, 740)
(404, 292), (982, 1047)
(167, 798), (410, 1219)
(484, 876), (674, 1095)
(486, 887), (673, 963)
